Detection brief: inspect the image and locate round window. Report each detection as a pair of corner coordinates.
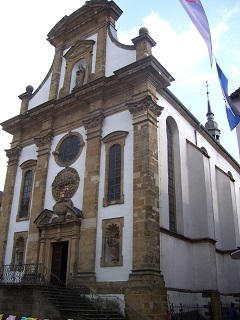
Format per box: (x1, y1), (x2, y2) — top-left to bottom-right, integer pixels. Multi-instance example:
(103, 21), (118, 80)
(53, 133), (84, 167)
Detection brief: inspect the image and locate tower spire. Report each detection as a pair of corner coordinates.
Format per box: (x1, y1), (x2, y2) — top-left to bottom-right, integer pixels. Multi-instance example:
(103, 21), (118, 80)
(205, 81), (221, 142)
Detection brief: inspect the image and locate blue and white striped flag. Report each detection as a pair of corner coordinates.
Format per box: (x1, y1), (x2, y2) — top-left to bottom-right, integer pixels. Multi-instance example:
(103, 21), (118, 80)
(216, 62), (240, 130)
(179, 0), (213, 66)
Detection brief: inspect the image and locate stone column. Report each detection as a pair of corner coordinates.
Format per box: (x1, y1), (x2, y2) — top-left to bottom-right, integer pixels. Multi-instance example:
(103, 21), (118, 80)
(76, 111), (104, 283)
(0, 145), (21, 265)
(125, 95), (167, 320)
(48, 44), (64, 100)
(26, 131), (53, 264)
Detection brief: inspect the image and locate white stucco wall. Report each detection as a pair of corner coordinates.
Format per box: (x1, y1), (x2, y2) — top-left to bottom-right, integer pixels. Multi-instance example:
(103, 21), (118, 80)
(4, 144), (38, 264)
(105, 32), (136, 77)
(28, 72), (52, 110)
(157, 92), (240, 293)
(28, 33), (98, 111)
(44, 127), (87, 212)
(96, 110), (133, 282)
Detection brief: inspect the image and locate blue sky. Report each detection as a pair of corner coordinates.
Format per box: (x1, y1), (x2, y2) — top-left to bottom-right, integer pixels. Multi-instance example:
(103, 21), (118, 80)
(0, 0), (239, 190)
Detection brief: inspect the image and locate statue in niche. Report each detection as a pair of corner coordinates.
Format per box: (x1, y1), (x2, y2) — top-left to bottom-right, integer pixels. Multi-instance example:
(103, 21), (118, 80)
(16, 245), (24, 265)
(107, 232), (119, 262)
(75, 64), (85, 88)
(15, 238), (24, 265)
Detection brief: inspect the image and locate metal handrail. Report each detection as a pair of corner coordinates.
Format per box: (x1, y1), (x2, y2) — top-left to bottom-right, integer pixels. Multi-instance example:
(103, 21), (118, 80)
(0, 264), (150, 320)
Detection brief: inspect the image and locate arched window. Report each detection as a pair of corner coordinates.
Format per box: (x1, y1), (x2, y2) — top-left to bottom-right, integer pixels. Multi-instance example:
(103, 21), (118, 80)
(108, 144), (121, 202)
(167, 124), (176, 232)
(102, 131), (128, 206)
(19, 170), (33, 219)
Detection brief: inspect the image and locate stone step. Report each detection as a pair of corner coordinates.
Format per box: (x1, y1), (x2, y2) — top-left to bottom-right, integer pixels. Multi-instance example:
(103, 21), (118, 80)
(38, 285), (126, 320)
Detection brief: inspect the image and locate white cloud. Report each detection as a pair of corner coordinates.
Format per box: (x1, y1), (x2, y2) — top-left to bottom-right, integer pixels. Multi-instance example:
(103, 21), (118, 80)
(118, 12), (214, 88)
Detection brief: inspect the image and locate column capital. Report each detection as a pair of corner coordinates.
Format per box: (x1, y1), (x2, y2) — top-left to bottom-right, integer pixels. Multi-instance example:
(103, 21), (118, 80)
(83, 111), (105, 140)
(127, 95), (163, 123)
(5, 145), (22, 164)
(34, 131), (53, 147)
(34, 132), (53, 156)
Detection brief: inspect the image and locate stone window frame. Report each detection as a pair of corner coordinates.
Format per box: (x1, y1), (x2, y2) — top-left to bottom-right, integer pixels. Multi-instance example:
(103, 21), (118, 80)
(166, 123), (176, 232)
(53, 131), (85, 167)
(11, 232), (28, 265)
(166, 116), (183, 234)
(17, 160), (37, 222)
(100, 217), (124, 267)
(102, 131), (128, 207)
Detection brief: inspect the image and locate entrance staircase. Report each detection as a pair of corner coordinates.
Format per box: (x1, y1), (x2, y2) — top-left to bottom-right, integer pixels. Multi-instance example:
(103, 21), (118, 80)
(0, 264), (135, 320)
(39, 285), (127, 320)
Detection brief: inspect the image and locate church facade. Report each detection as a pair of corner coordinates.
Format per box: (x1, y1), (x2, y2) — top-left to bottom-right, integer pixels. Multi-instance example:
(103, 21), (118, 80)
(0, 1), (240, 319)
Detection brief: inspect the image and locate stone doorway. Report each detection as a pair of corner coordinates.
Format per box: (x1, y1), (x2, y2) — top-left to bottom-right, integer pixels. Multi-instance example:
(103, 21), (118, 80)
(51, 241), (68, 285)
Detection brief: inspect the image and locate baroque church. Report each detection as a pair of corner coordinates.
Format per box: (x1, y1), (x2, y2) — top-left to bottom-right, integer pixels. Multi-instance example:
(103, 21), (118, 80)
(0, 1), (240, 319)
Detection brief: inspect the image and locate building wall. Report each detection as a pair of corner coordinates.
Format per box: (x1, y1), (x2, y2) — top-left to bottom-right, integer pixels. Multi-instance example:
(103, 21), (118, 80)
(157, 92), (240, 298)
(1, 2), (240, 317)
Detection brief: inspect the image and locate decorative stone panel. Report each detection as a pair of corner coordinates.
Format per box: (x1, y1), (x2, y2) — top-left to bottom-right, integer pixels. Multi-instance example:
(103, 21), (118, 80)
(101, 217), (124, 267)
(11, 232), (28, 265)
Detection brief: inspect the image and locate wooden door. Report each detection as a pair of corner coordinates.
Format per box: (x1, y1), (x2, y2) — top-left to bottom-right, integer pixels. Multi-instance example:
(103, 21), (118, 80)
(51, 241), (68, 285)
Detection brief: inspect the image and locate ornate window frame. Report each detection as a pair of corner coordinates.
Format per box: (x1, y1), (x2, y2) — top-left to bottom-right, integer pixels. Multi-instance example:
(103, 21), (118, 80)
(102, 131), (128, 207)
(11, 232), (28, 265)
(100, 217), (124, 267)
(53, 131), (85, 167)
(17, 160), (36, 221)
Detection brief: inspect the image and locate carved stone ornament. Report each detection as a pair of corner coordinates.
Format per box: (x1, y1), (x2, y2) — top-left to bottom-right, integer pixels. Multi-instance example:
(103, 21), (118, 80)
(34, 132), (53, 148)
(34, 207), (83, 227)
(106, 224), (120, 262)
(83, 113), (105, 130)
(127, 95), (163, 117)
(52, 167), (80, 203)
(74, 64), (86, 88)
(5, 145), (22, 160)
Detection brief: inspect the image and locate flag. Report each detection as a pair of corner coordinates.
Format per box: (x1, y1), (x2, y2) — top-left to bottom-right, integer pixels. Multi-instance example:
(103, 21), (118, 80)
(179, 0), (213, 66)
(216, 62), (240, 130)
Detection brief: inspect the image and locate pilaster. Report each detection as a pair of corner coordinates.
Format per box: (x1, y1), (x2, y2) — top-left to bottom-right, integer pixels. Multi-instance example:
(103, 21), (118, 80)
(76, 110), (104, 282)
(125, 95), (167, 320)
(128, 95), (163, 272)
(95, 23), (107, 78)
(0, 145), (21, 265)
(26, 131), (53, 264)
